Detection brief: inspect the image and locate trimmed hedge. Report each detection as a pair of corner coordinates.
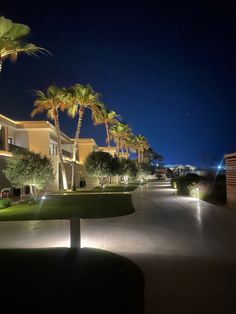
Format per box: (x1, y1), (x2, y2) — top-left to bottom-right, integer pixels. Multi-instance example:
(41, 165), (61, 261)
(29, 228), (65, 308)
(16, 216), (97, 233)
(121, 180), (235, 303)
(172, 174), (226, 204)
(172, 174), (203, 195)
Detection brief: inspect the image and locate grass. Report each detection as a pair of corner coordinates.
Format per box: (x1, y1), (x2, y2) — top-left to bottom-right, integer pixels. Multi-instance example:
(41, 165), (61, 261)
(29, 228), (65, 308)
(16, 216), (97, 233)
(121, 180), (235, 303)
(0, 248), (144, 314)
(0, 194), (134, 221)
(90, 184), (139, 193)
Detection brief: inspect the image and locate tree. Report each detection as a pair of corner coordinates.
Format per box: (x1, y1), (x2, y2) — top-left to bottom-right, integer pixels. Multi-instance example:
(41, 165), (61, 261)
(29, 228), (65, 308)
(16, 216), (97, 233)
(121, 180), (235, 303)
(118, 158), (138, 183)
(0, 16), (46, 73)
(136, 162), (152, 181)
(143, 147), (163, 166)
(3, 150), (54, 199)
(66, 83), (103, 190)
(133, 135), (149, 162)
(31, 84), (68, 190)
(109, 122), (132, 157)
(93, 108), (121, 147)
(85, 151), (119, 189)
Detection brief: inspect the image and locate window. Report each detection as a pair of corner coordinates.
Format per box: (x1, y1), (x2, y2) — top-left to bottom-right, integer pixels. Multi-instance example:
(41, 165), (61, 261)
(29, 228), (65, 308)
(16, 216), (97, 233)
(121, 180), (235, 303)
(49, 142), (58, 155)
(8, 137), (13, 144)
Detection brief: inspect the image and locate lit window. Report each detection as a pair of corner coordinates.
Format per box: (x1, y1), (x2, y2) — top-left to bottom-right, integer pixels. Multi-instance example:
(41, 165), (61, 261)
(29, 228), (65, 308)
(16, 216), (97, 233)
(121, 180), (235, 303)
(49, 142), (58, 155)
(8, 137), (13, 144)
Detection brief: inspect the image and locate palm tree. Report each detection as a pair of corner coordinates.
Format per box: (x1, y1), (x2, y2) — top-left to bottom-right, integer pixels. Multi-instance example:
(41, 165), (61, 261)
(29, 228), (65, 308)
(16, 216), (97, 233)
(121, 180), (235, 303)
(0, 16), (46, 73)
(122, 133), (134, 158)
(31, 84), (68, 190)
(93, 108), (121, 147)
(66, 83), (103, 190)
(133, 135), (149, 162)
(109, 122), (132, 157)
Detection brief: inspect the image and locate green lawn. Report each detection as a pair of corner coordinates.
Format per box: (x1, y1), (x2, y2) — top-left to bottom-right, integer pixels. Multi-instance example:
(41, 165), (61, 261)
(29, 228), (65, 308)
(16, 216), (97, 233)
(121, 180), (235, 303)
(0, 194), (134, 221)
(90, 184), (139, 193)
(50, 183), (142, 194)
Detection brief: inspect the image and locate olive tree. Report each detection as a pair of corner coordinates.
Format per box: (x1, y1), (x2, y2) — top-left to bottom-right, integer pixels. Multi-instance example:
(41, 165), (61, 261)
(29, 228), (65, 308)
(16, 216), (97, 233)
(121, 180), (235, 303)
(136, 162), (152, 182)
(3, 150), (54, 199)
(118, 158), (138, 184)
(85, 151), (119, 189)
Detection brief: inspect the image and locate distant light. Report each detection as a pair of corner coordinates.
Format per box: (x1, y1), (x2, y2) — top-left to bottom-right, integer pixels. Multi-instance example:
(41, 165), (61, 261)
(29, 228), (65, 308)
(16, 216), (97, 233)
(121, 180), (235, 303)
(41, 196), (46, 200)
(218, 165), (222, 170)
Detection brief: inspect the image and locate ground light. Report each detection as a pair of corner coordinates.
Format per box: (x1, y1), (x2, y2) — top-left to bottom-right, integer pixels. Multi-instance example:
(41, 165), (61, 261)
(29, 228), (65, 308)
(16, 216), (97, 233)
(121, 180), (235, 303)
(124, 175), (129, 185)
(196, 187), (200, 199)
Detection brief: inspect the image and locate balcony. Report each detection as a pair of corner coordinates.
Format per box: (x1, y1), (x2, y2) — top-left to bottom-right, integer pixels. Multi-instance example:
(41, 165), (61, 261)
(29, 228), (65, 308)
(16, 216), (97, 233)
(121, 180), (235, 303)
(8, 144), (27, 154)
(62, 149), (72, 159)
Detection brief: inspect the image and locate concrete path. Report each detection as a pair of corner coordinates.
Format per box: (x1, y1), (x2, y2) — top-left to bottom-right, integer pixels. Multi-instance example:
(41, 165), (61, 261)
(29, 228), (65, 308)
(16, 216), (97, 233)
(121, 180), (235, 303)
(0, 182), (236, 313)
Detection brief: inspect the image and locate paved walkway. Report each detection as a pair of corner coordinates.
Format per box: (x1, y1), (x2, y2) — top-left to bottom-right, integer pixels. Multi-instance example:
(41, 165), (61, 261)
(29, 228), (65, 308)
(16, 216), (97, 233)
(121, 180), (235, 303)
(0, 182), (236, 313)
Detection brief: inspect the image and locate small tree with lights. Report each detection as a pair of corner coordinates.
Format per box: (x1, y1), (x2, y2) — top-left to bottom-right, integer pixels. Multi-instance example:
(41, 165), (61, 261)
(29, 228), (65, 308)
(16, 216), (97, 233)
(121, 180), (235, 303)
(136, 162), (152, 182)
(118, 158), (138, 184)
(85, 151), (119, 189)
(3, 150), (54, 199)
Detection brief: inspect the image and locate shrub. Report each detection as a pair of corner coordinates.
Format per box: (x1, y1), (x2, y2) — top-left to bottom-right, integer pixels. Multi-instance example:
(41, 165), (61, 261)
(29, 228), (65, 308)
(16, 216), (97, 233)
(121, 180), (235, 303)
(0, 199), (12, 209)
(188, 182), (210, 199)
(172, 174), (202, 196)
(172, 174), (226, 204)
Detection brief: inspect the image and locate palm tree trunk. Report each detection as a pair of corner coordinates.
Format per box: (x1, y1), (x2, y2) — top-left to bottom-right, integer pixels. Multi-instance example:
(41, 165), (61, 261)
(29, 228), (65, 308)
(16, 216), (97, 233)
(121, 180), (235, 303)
(54, 110), (68, 190)
(0, 60), (2, 73)
(71, 108), (84, 190)
(125, 147), (128, 159)
(105, 122), (110, 147)
(121, 139), (124, 156)
(115, 137), (118, 156)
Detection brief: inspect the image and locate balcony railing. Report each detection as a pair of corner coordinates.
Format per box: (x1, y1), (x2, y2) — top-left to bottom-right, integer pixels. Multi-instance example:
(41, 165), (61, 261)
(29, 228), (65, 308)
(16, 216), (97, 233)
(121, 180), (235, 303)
(62, 149), (72, 159)
(8, 144), (27, 153)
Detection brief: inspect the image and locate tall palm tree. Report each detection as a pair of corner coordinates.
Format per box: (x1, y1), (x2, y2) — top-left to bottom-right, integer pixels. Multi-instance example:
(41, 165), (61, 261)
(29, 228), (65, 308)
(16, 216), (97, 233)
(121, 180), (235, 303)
(66, 83), (103, 190)
(31, 84), (68, 190)
(109, 122), (132, 157)
(0, 16), (46, 73)
(93, 108), (121, 147)
(133, 135), (149, 162)
(122, 133), (134, 159)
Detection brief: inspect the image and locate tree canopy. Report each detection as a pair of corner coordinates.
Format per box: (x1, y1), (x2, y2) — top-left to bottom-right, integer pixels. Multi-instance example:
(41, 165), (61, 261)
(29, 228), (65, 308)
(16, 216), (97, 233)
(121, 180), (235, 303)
(0, 16), (46, 72)
(118, 158), (138, 179)
(3, 150), (54, 198)
(85, 151), (120, 187)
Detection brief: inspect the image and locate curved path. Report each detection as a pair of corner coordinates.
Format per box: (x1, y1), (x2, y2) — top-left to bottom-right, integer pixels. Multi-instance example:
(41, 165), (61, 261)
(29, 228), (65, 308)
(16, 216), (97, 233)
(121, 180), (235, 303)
(1, 181), (236, 313)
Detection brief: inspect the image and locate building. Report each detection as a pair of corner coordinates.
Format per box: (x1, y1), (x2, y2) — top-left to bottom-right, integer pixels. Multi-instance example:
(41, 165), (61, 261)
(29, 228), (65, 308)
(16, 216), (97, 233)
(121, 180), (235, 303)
(0, 114), (124, 191)
(225, 152), (236, 209)
(0, 114), (80, 191)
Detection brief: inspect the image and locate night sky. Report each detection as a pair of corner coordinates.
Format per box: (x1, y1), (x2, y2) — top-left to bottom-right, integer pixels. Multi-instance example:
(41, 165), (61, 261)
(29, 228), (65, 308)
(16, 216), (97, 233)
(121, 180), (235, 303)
(1, 1), (236, 167)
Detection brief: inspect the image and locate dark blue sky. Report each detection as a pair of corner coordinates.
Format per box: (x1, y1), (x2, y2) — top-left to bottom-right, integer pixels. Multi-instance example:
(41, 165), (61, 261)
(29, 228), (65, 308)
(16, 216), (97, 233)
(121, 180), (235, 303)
(1, 1), (236, 167)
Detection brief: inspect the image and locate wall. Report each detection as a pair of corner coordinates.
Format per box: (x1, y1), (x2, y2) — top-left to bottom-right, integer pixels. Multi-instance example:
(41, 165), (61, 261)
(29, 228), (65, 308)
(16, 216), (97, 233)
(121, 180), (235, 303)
(28, 130), (50, 155)
(78, 142), (96, 164)
(225, 153), (236, 209)
(15, 131), (29, 149)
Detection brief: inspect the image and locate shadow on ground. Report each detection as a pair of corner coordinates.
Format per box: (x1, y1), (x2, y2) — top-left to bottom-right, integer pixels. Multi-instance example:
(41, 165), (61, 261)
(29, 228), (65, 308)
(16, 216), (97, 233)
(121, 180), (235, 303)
(0, 248), (144, 314)
(131, 253), (236, 314)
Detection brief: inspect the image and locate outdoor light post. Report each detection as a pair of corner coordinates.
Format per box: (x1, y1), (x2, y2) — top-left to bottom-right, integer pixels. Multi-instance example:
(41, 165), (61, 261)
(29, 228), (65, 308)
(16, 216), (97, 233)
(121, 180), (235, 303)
(70, 217), (81, 248)
(72, 161), (76, 191)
